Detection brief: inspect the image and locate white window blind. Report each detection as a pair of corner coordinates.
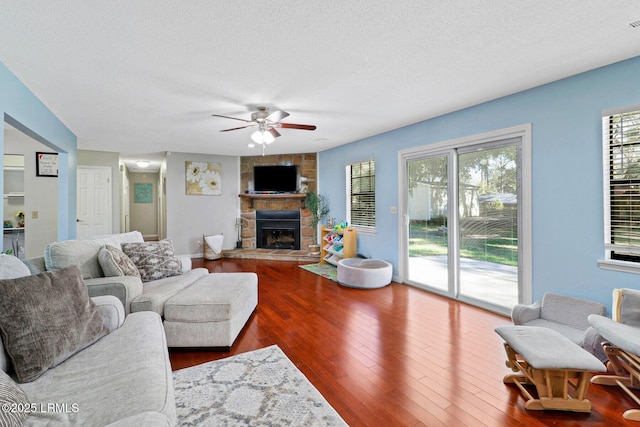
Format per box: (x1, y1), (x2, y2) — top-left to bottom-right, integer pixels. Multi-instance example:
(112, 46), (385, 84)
(604, 106), (640, 261)
(347, 159), (375, 228)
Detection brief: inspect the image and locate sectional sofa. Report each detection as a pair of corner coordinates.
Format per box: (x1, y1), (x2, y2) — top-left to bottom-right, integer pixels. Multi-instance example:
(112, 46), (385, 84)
(0, 254), (176, 426)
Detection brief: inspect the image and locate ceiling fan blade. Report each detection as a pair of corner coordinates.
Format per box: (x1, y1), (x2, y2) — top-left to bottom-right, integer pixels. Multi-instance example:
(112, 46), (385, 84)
(220, 124), (256, 132)
(266, 110), (289, 123)
(278, 123), (317, 131)
(211, 114), (251, 123)
(267, 128), (281, 138)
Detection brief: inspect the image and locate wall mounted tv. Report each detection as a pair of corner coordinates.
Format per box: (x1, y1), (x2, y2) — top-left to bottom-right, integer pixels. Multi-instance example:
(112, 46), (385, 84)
(253, 165), (297, 193)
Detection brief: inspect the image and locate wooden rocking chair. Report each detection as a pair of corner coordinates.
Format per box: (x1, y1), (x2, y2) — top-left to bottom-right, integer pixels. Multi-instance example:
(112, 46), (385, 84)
(589, 288), (640, 422)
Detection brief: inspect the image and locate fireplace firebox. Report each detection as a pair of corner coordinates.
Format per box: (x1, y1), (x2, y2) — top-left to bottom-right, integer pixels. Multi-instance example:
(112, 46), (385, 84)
(256, 210), (301, 250)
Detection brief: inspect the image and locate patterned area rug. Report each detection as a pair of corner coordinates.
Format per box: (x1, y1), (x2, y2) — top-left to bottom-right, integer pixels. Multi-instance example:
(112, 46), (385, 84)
(173, 345), (348, 426)
(299, 263), (337, 282)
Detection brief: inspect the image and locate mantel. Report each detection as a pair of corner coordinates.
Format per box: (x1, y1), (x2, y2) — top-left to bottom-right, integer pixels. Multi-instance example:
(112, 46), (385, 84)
(239, 193), (306, 209)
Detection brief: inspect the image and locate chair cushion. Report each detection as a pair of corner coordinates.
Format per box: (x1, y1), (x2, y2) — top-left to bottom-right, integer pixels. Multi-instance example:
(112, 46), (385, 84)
(619, 288), (640, 327)
(589, 314), (640, 356)
(0, 266), (109, 382)
(520, 318), (585, 345)
(540, 293), (605, 330)
(122, 240), (182, 283)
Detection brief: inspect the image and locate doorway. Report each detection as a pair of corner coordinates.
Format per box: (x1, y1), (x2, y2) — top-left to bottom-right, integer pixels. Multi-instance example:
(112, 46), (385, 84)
(399, 125), (532, 314)
(4, 123), (59, 258)
(128, 172), (159, 240)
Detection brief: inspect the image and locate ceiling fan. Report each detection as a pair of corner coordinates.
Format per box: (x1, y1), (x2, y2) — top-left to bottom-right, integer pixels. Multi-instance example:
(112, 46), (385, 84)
(212, 107), (316, 146)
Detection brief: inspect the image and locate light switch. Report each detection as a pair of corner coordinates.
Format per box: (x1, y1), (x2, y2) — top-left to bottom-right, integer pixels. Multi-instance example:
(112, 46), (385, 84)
(32, 211), (38, 219)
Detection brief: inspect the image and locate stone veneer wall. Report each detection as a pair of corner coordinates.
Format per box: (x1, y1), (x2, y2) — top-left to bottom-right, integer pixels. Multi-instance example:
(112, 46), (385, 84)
(240, 153), (317, 250)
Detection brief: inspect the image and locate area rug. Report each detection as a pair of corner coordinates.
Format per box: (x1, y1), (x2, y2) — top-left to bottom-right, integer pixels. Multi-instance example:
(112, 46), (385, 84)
(173, 345), (348, 426)
(299, 263), (337, 282)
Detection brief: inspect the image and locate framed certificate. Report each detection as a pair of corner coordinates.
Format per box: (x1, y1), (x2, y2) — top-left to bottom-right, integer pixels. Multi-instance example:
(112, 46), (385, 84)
(36, 152), (58, 177)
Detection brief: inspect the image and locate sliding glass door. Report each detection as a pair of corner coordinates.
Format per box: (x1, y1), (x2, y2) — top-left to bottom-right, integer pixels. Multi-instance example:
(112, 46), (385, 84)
(406, 155), (449, 292)
(457, 143), (519, 308)
(403, 131), (526, 313)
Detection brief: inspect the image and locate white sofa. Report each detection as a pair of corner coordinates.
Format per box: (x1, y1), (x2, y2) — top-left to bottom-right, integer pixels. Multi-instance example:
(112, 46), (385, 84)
(0, 254), (176, 426)
(23, 231), (209, 315)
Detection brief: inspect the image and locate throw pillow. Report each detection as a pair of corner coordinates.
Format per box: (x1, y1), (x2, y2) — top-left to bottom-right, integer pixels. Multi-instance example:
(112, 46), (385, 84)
(0, 266), (109, 383)
(0, 254), (31, 280)
(0, 370), (29, 426)
(121, 240), (182, 282)
(98, 245), (141, 279)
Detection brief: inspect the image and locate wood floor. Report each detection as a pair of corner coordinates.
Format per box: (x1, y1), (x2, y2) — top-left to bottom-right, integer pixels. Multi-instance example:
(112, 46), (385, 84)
(169, 258), (635, 426)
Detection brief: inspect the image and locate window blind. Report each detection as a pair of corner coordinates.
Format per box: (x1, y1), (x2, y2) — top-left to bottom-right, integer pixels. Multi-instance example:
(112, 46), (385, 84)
(348, 159), (375, 228)
(605, 107), (640, 260)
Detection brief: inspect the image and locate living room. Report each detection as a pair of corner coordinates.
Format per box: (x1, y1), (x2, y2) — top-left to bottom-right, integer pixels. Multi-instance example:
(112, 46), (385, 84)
(2, 3), (640, 426)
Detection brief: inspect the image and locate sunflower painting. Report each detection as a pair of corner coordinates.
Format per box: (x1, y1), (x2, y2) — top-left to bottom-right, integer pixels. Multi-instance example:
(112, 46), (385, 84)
(185, 161), (222, 195)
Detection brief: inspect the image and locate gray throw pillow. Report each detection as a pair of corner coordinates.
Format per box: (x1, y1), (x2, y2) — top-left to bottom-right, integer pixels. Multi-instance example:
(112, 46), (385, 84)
(98, 245), (141, 279)
(0, 370), (29, 426)
(0, 266), (109, 383)
(122, 240), (182, 282)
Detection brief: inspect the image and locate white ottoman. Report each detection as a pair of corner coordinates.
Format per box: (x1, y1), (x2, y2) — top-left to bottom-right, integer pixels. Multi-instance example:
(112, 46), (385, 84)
(337, 258), (392, 289)
(163, 272), (258, 348)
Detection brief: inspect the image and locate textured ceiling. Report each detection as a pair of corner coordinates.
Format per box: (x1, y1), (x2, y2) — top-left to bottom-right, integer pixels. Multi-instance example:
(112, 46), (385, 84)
(1, 1), (640, 171)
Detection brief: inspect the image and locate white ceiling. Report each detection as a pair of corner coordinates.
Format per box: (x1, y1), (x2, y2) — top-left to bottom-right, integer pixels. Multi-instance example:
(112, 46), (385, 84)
(1, 1), (640, 172)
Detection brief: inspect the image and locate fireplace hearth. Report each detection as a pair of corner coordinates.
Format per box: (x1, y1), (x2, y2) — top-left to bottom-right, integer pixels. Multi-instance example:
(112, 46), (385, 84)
(256, 210), (301, 250)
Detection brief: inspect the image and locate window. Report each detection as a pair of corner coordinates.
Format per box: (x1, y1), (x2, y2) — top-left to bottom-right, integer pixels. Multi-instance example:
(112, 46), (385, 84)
(346, 159), (375, 230)
(604, 106), (640, 263)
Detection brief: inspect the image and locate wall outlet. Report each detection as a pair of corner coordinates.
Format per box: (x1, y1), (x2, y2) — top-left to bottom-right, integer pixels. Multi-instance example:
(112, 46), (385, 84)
(31, 211), (38, 219)
(197, 240), (202, 247)
(390, 206), (397, 214)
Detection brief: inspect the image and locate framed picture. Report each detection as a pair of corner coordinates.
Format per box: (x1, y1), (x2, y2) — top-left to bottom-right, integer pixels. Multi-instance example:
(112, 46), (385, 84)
(36, 152), (58, 177)
(185, 161), (222, 195)
(134, 183), (153, 203)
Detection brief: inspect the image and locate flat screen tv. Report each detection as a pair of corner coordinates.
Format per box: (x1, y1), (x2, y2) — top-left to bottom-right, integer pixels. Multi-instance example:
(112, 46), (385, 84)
(253, 165), (297, 193)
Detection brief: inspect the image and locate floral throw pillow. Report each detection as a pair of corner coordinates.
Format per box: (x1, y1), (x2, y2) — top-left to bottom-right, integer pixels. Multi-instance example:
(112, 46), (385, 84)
(121, 240), (182, 282)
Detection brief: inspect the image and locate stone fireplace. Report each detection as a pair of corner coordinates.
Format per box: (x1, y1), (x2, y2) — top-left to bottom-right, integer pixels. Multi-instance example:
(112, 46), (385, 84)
(256, 210), (301, 250)
(239, 153), (317, 252)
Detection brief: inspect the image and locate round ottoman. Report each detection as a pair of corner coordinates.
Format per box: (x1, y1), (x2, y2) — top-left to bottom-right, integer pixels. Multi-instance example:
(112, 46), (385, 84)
(337, 258), (392, 289)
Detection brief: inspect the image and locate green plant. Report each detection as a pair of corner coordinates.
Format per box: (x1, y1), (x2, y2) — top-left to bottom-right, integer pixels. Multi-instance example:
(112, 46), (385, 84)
(305, 191), (330, 242)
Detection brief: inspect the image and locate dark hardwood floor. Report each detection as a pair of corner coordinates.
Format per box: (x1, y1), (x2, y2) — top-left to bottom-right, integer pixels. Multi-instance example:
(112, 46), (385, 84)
(169, 258), (635, 426)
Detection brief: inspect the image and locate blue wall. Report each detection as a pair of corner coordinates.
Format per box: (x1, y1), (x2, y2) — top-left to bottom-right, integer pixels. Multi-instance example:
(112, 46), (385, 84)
(0, 61), (77, 240)
(319, 55), (640, 312)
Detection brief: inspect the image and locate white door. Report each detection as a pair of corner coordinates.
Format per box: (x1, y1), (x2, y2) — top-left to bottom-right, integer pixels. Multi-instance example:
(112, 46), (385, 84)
(77, 166), (112, 239)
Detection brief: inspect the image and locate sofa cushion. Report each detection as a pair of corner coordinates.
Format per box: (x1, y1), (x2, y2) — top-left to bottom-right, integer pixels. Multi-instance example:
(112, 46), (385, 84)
(44, 239), (104, 279)
(122, 240), (182, 283)
(130, 268), (209, 315)
(0, 266), (109, 383)
(90, 231), (145, 248)
(0, 370), (30, 426)
(98, 245), (141, 279)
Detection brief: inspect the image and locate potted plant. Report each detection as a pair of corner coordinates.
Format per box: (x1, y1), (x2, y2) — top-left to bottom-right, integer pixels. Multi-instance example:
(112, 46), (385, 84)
(305, 191), (330, 255)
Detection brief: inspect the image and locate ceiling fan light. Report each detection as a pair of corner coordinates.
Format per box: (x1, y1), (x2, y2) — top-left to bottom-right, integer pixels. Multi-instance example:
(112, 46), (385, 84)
(136, 161), (150, 168)
(262, 131), (275, 144)
(251, 131), (264, 144)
